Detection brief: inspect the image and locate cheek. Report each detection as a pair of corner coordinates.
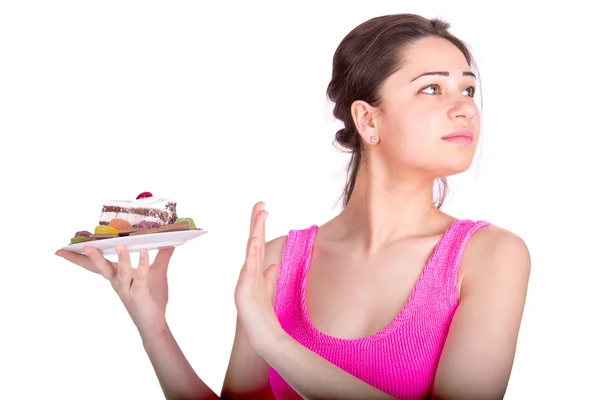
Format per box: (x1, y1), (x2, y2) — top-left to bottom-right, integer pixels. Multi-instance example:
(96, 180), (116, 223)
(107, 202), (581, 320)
(382, 123), (437, 168)
(472, 110), (482, 133)
(392, 105), (441, 148)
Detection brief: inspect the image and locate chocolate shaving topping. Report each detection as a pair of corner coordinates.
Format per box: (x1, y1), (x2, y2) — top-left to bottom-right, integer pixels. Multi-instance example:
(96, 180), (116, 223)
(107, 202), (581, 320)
(101, 202), (177, 222)
(98, 202), (177, 226)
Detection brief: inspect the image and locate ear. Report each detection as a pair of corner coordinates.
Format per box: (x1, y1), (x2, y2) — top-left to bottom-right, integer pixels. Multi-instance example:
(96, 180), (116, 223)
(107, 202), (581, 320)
(350, 100), (380, 145)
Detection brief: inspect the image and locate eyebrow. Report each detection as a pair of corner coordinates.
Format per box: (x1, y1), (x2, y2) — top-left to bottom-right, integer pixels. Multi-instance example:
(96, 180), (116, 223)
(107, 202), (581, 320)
(410, 71), (476, 82)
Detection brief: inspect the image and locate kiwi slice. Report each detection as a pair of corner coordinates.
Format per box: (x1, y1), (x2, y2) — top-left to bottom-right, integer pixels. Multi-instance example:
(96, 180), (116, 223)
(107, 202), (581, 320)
(175, 217), (196, 230)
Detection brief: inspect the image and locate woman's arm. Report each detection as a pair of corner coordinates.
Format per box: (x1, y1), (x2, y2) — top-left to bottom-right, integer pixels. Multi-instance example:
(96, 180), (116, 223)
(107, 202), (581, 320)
(220, 235), (291, 400)
(143, 327), (221, 400)
(57, 246), (222, 400)
(143, 237), (290, 400)
(431, 226), (531, 400)
(260, 334), (397, 400)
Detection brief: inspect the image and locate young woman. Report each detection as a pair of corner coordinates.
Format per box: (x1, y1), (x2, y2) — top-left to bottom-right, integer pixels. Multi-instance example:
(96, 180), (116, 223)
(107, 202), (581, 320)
(56, 13), (531, 400)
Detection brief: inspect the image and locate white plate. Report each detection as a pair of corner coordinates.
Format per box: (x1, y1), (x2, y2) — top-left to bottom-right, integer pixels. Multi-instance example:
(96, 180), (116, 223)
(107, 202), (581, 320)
(61, 229), (208, 255)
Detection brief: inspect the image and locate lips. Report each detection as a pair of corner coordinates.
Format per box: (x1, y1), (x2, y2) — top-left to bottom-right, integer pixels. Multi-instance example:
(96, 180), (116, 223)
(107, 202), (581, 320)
(442, 127), (473, 140)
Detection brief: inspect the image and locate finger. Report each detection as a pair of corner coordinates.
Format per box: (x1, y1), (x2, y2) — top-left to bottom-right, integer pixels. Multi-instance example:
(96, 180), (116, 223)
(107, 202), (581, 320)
(249, 201), (264, 235)
(258, 210), (269, 267)
(56, 249), (100, 274)
(255, 210), (268, 272)
(115, 245), (134, 293)
(83, 246), (116, 280)
(154, 246), (175, 272)
(136, 249), (150, 288)
(244, 235), (259, 275)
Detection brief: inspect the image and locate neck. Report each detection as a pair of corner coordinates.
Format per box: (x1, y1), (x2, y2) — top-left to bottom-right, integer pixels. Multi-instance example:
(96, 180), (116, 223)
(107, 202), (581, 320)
(334, 162), (448, 251)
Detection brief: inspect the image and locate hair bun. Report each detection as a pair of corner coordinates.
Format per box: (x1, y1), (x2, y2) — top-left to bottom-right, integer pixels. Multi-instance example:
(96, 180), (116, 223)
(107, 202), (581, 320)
(334, 127), (358, 150)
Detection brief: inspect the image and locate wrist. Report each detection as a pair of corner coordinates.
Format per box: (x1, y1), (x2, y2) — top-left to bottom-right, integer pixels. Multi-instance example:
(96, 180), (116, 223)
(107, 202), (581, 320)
(141, 324), (171, 352)
(256, 326), (290, 362)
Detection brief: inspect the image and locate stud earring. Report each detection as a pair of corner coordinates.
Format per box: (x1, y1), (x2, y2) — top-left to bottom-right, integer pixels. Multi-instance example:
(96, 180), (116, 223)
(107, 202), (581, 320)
(370, 136), (377, 144)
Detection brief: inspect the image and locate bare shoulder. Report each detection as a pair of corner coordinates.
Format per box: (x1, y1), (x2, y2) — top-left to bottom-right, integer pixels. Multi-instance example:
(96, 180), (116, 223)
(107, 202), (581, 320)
(461, 224), (531, 291)
(432, 224), (531, 399)
(468, 223), (529, 255)
(263, 235), (288, 268)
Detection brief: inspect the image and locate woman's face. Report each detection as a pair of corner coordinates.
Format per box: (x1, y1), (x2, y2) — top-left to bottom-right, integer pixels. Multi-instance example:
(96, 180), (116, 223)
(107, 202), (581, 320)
(369, 36), (481, 180)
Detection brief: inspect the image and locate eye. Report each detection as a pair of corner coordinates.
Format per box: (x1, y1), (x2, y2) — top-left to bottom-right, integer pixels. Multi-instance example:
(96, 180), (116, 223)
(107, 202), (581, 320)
(420, 84), (476, 97)
(463, 86), (476, 97)
(420, 84), (440, 95)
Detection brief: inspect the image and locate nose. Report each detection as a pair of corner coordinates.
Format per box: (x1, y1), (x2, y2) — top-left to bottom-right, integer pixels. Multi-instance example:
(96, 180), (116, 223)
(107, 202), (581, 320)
(447, 97), (478, 121)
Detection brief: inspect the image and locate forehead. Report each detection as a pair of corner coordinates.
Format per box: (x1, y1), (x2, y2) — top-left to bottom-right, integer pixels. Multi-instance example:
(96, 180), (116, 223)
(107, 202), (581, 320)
(396, 36), (472, 79)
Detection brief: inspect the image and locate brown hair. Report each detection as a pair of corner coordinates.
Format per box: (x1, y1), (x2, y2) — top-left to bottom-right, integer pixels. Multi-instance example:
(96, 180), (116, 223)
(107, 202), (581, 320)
(326, 14), (478, 208)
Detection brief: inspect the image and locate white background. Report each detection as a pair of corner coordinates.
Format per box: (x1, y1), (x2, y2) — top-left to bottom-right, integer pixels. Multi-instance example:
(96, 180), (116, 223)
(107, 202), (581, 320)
(1, 1), (598, 399)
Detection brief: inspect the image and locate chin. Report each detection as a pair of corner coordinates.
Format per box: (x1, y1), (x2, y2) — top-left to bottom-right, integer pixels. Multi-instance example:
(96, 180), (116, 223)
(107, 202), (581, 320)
(435, 155), (475, 177)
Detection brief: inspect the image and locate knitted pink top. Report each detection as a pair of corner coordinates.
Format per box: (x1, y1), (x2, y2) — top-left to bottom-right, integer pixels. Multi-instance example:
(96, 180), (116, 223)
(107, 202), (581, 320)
(268, 219), (491, 400)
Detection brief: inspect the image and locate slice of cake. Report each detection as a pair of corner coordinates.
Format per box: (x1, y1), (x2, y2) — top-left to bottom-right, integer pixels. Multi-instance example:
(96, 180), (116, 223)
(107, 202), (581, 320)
(66, 192), (202, 246)
(99, 192), (177, 228)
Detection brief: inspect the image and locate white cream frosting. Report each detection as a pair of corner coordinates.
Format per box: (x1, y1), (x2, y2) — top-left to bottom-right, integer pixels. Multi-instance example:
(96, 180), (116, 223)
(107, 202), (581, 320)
(99, 196), (176, 227)
(99, 212), (164, 226)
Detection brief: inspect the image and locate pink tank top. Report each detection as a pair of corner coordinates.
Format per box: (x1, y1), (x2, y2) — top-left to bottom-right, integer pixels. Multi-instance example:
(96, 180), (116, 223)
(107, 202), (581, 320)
(268, 219), (491, 400)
